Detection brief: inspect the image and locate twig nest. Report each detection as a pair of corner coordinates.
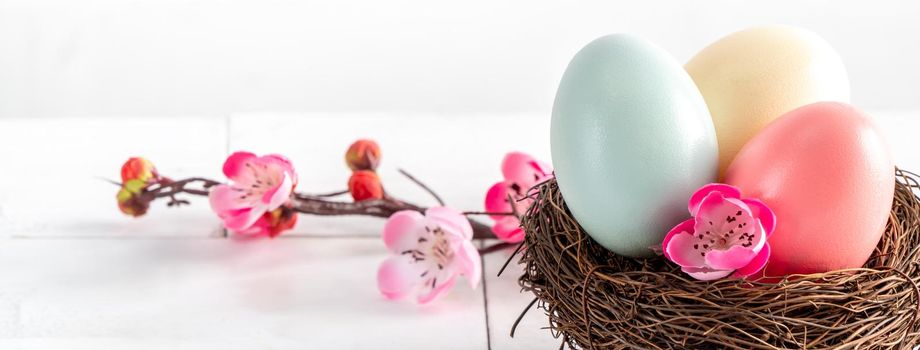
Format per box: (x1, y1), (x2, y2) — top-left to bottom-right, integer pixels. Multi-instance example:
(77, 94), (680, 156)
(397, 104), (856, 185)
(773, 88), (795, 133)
(518, 170), (920, 349)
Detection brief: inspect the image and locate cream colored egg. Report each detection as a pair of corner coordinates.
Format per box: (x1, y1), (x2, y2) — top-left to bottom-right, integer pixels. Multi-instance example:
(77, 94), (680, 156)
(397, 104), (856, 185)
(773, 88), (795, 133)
(686, 25), (850, 177)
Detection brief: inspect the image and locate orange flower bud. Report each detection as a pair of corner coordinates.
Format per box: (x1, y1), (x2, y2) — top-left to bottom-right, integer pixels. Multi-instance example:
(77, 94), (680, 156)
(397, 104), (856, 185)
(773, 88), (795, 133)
(116, 179), (150, 217)
(121, 157), (159, 183)
(345, 139), (381, 171)
(348, 170), (384, 201)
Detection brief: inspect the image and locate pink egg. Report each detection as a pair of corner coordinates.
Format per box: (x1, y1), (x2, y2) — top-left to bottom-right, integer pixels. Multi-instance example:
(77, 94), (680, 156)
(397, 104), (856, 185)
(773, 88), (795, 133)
(725, 102), (894, 277)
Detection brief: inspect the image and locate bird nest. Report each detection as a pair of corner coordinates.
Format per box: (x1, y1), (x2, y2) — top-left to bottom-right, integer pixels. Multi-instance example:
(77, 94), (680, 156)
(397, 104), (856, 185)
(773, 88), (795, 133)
(518, 169), (920, 349)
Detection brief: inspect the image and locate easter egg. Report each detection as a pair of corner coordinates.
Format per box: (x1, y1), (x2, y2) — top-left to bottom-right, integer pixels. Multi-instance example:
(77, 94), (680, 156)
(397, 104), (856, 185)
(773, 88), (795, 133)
(725, 102), (894, 276)
(551, 34), (718, 257)
(686, 25), (850, 177)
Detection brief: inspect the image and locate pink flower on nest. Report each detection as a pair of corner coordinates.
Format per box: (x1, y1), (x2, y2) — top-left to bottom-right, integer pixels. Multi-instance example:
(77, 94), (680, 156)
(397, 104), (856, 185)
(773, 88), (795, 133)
(662, 184), (776, 281)
(209, 151), (298, 237)
(484, 152), (553, 243)
(377, 207), (481, 304)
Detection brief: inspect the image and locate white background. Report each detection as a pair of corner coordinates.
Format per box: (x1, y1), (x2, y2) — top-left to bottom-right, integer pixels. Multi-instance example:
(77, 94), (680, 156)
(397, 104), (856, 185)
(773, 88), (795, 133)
(1, 0), (918, 119)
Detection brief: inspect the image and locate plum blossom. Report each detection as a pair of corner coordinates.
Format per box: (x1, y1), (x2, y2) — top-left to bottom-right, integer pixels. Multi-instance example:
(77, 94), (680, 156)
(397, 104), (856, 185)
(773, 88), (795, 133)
(484, 152), (552, 243)
(377, 207), (481, 304)
(209, 151), (298, 237)
(662, 184), (776, 280)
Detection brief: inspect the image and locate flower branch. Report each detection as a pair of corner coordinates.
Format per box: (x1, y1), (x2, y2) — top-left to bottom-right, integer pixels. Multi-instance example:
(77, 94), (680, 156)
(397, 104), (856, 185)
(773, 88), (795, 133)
(114, 143), (554, 305)
(123, 175), (498, 239)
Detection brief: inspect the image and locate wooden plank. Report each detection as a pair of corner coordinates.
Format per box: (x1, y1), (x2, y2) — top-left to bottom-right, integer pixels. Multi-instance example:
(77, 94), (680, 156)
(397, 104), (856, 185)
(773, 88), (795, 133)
(0, 238), (489, 349)
(481, 241), (559, 350)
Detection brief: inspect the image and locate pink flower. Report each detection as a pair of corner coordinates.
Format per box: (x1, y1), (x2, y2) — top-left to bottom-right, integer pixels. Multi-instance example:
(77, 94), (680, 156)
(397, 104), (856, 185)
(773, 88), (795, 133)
(662, 184), (776, 281)
(235, 205), (298, 238)
(209, 151), (298, 236)
(484, 152), (553, 243)
(377, 207), (481, 304)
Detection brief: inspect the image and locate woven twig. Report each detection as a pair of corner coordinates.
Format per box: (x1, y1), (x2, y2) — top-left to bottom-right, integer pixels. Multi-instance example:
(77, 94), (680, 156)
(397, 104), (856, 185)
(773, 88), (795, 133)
(519, 168), (920, 350)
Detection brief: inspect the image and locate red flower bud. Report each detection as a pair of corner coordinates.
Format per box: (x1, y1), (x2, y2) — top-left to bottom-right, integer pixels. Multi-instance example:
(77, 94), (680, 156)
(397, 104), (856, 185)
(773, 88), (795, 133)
(349, 170), (384, 201)
(345, 139), (381, 171)
(121, 157), (159, 183)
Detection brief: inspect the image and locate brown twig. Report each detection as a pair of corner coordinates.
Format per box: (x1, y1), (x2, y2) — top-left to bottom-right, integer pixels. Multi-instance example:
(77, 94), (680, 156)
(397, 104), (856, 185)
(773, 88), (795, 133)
(507, 193), (522, 219)
(149, 177), (219, 197)
(295, 189), (350, 200)
(398, 168), (445, 206)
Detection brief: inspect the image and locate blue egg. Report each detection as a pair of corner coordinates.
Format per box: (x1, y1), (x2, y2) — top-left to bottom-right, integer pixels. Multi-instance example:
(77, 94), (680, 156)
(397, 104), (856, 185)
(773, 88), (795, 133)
(550, 34), (718, 257)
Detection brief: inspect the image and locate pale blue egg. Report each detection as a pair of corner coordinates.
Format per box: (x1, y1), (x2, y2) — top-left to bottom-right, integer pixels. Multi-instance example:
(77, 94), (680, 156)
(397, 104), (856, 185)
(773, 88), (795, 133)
(550, 34), (718, 258)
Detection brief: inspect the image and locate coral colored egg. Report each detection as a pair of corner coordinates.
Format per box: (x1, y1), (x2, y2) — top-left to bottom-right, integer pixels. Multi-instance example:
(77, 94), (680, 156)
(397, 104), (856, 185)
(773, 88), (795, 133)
(686, 25), (850, 177)
(725, 102), (894, 277)
(551, 34), (718, 257)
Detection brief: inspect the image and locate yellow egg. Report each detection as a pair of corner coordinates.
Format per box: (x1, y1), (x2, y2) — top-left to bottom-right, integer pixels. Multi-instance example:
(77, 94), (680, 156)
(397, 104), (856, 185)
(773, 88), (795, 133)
(686, 25), (850, 177)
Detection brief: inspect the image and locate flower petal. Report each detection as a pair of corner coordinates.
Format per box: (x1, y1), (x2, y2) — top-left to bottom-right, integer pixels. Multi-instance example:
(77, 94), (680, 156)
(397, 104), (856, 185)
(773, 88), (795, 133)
(426, 207), (473, 240)
(485, 182), (513, 220)
(263, 154), (295, 174)
(749, 221), (768, 253)
(209, 185), (254, 213)
(229, 206), (270, 231)
(491, 217), (524, 243)
(732, 244), (771, 278)
(665, 232), (706, 268)
(235, 215), (270, 236)
(662, 219), (695, 260)
(417, 276), (457, 304)
(527, 159), (553, 180)
(454, 240), (482, 289)
(704, 245), (759, 271)
(682, 266), (733, 281)
(377, 255), (425, 301)
(501, 152), (540, 185)
(262, 172), (294, 210)
(263, 154), (298, 187)
(382, 210), (425, 253)
(688, 184), (741, 216)
(693, 193), (754, 237)
(222, 151), (258, 180)
(743, 198), (776, 237)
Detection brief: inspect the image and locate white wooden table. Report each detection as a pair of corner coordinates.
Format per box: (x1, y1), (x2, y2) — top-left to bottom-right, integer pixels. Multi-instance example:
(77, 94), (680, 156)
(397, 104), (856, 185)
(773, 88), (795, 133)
(0, 112), (916, 349)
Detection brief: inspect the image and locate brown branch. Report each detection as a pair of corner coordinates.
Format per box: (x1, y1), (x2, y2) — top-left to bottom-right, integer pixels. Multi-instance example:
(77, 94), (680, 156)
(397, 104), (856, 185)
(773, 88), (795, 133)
(135, 176), (497, 239)
(293, 189), (349, 200)
(149, 177), (219, 198)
